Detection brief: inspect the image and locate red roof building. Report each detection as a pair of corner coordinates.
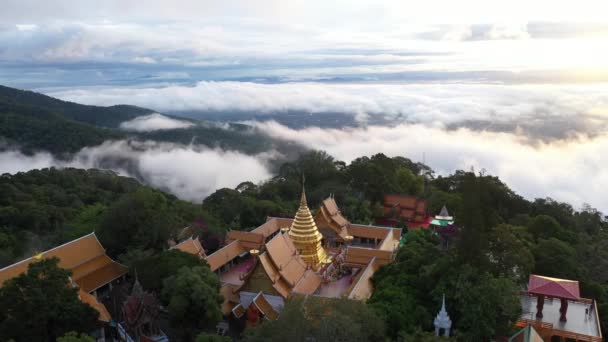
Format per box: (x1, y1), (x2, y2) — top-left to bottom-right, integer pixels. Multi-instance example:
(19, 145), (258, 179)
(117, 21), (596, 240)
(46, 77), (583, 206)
(527, 275), (580, 301)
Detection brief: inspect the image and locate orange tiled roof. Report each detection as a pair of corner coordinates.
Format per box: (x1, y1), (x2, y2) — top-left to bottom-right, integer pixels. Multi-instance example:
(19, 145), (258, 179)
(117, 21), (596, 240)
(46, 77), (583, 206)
(258, 252), (281, 284)
(0, 233), (106, 286)
(251, 217), (293, 238)
(316, 197), (351, 239)
(348, 258), (381, 300)
(348, 224), (393, 239)
(344, 246), (394, 266)
(253, 292), (279, 320)
(0, 233), (126, 323)
(226, 230), (265, 249)
(232, 303), (246, 318)
(266, 233), (307, 287)
(171, 237), (206, 258)
(76, 261), (129, 293)
(205, 240), (247, 272)
(79, 289), (111, 322)
(383, 194), (428, 222)
(0, 233), (127, 291)
(293, 270), (322, 295)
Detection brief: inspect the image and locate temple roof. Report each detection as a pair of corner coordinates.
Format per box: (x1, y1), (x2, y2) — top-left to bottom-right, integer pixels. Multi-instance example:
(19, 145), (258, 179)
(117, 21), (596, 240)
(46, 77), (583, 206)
(316, 197), (350, 240)
(79, 289), (111, 322)
(0, 232), (127, 322)
(206, 240), (247, 272)
(527, 274), (580, 300)
(0, 233), (127, 291)
(170, 237), (206, 258)
(382, 194), (428, 223)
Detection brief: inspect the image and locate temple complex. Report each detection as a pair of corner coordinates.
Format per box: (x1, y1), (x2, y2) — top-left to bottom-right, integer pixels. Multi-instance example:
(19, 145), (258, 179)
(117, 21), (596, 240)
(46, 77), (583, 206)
(202, 187), (402, 324)
(0, 233), (129, 339)
(516, 274), (602, 342)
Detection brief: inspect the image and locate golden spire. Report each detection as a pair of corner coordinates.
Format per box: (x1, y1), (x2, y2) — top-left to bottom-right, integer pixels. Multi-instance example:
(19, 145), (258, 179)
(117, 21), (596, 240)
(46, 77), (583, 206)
(288, 184), (328, 270)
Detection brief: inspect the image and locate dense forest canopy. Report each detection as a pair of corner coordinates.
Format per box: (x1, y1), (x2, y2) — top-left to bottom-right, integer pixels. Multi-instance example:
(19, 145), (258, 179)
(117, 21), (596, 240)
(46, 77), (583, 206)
(1, 150), (607, 340)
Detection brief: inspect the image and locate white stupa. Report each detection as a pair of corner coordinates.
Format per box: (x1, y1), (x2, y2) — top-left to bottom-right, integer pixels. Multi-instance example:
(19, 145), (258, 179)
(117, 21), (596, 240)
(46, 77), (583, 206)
(434, 294), (452, 337)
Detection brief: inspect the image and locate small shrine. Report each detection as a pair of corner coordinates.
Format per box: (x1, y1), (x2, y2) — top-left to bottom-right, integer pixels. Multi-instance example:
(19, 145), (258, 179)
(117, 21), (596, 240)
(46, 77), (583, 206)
(434, 294), (452, 337)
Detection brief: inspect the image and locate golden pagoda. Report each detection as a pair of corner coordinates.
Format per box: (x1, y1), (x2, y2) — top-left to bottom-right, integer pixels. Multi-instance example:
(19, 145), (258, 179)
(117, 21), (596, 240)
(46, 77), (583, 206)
(288, 188), (328, 270)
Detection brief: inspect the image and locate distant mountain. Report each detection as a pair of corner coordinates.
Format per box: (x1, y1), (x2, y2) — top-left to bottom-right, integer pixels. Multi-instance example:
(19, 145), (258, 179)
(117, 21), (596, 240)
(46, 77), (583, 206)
(0, 85), (153, 128)
(0, 85), (307, 162)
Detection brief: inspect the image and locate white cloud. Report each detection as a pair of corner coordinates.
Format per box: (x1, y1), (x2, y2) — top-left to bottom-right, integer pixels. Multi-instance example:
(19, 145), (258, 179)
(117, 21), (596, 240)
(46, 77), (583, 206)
(50, 82), (608, 140)
(251, 120), (608, 213)
(119, 113), (194, 132)
(0, 141), (272, 202)
(131, 56), (156, 64)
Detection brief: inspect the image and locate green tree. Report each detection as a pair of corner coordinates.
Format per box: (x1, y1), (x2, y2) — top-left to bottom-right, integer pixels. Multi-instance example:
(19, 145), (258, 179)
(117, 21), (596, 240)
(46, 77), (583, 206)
(457, 172), (487, 266)
(533, 238), (580, 279)
(0, 258), (99, 342)
(441, 266), (521, 341)
(56, 331), (95, 342)
(133, 249), (203, 295)
(528, 215), (572, 242)
(162, 266), (223, 341)
(246, 296), (385, 342)
(486, 224), (534, 283)
(98, 187), (176, 255)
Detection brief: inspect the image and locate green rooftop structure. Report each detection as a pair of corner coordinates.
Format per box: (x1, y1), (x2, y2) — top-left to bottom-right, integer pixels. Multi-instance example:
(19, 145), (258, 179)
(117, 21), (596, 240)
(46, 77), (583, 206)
(508, 325), (543, 342)
(430, 205), (454, 227)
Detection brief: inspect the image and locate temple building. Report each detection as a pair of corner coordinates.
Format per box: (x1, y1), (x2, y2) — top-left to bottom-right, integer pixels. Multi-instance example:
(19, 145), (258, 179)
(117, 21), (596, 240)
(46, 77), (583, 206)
(516, 274), (602, 342)
(170, 236), (207, 259)
(203, 188), (402, 325)
(0, 232), (129, 339)
(377, 194), (430, 228)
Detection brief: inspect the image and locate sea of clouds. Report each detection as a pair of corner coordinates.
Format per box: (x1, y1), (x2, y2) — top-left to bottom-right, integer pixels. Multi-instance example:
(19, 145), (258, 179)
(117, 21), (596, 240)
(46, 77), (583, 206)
(0, 140), (271, 202)
(49, 82), (608, 142)
(3, 80), (608, 213)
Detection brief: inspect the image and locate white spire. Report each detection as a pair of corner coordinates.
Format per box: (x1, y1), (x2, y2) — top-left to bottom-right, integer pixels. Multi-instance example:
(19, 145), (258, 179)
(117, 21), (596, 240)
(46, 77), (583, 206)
(434, 294), (452, 337)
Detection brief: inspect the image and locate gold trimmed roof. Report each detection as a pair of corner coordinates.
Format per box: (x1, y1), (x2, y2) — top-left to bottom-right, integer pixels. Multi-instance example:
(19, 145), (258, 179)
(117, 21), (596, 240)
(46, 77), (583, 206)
(288, 188), (327, 270)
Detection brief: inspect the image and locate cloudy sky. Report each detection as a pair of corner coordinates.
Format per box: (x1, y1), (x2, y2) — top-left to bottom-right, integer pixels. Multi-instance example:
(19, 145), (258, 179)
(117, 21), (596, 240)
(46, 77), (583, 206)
(2, 0), (608, 211)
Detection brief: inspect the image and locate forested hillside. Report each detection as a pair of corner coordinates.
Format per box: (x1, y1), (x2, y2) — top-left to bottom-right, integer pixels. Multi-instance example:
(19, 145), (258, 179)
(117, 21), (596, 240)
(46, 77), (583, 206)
(0, 85), (305, 161)
(0, 85), (153, 128)
(1, 151), (607, 340)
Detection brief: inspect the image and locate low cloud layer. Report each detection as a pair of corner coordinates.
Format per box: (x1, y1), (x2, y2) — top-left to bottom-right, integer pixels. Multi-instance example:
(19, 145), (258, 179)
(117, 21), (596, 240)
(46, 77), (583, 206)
(252, 121), (608, 213)
(0, 140), (271, 202)
(119, 113), (194, 131)
(50, 82), (608, 141)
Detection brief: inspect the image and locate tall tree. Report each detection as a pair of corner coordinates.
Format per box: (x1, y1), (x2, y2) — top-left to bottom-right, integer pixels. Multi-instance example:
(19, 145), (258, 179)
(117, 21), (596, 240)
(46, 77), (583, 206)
(162, 266), (223, 341)
(457, 172), (487, 266)
(0, 258), (99, 342)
